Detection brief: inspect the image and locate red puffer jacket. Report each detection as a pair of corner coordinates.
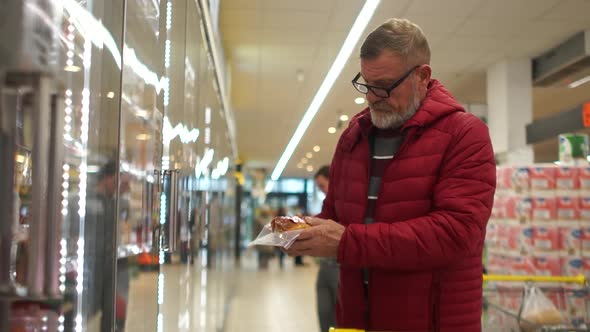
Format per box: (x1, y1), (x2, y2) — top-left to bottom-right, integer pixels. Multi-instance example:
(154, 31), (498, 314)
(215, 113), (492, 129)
(318, 80), (496, 332)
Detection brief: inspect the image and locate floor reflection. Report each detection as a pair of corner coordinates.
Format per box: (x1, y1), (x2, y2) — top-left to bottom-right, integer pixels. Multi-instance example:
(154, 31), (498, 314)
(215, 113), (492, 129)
(124, 250), (319, 332)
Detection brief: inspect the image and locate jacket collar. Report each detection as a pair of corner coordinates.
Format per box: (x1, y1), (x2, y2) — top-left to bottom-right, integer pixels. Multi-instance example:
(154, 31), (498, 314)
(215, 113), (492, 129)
(340, 79), (464, 152)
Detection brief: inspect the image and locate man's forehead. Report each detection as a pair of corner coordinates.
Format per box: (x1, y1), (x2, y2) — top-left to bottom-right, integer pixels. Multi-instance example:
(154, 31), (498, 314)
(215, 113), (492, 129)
(360, 52), (405, 80)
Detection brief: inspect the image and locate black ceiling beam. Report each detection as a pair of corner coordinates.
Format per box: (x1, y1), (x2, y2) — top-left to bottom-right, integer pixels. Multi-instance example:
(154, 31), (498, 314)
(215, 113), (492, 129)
(526, 104), (585, 144)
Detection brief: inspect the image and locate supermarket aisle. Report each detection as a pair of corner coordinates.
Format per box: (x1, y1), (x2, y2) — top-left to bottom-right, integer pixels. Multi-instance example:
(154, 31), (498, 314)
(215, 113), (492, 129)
(225, 252), (320, 332)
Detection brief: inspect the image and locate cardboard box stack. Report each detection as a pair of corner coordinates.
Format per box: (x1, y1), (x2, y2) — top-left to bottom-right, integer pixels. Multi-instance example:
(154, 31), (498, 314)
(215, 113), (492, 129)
(486, 164), (590, 326)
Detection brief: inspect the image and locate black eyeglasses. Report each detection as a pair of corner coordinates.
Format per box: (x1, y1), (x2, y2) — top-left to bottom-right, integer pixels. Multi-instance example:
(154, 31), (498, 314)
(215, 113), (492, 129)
(352, 65), (419, 98)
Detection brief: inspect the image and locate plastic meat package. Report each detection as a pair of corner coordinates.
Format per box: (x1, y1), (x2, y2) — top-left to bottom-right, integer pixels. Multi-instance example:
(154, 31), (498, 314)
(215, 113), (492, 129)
(520, 285), (566, 331)
(248, 216), (310, 249)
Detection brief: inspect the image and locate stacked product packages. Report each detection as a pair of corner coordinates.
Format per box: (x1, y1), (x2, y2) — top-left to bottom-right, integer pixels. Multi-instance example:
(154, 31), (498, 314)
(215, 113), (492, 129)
(485, 164), (590, 326)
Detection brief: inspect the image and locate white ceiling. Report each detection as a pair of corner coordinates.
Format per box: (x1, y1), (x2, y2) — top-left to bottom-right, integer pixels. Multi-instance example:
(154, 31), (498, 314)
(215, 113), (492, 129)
(221, 0), (590, 177)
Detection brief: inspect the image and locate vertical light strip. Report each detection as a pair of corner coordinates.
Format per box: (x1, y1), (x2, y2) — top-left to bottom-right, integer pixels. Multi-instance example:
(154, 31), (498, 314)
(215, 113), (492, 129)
(199, 256), (207, 330)
(58, 315), (65, 332)
(158, 0), (172, 322)
(158, 273), (165, 304)
(161, 0), (173, 171)
(159, 192), (167, 225)
(75, 33), (92, 332)
(157, 313), (164, 332)
(60, 87), (72, 300)
(58, 239), (68, 293)
(198, 0), (237, 158)
(66, 22), (75, 68)
(269, 0), (380, 181)
(198, 191), (209, 330)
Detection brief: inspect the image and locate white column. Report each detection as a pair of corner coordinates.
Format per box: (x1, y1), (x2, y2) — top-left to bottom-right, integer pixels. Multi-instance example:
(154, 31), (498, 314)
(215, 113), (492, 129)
(487, 59), (534, 165)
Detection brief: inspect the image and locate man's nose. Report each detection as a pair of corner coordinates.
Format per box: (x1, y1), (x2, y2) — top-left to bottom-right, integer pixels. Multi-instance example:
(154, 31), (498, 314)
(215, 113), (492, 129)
(366, 90), (381, 104)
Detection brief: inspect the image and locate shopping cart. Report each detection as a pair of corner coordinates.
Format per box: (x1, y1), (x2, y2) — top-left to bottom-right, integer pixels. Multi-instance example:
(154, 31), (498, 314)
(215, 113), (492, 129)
(483, 274), (590, 331)
(329, 275), (590, 332)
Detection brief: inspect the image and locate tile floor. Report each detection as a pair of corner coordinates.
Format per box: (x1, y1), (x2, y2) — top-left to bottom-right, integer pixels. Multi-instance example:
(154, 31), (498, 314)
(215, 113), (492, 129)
(124, 250), (321, 332)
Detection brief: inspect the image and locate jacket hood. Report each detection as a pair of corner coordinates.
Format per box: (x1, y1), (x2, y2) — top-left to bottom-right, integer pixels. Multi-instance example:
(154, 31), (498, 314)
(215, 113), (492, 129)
(341, 79), (464, 151)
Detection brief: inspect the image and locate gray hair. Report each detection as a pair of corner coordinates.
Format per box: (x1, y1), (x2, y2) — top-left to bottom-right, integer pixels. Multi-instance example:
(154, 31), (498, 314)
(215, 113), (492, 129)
(360, 18), (431, 65)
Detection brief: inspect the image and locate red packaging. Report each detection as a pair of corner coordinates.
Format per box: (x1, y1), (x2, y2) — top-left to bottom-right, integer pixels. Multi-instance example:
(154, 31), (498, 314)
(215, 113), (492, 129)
(512, 255), (536, 275)
(486, 309), (505, 328)
(496, 223), (508, 249)
(580, 166), (590, 191)
(506, 223), (520, 251)
(511, 167), (530, 192)
(560, 223), (583, 254)
(545, 291), (566, 312)
(491, 195), (506, 219)
(506, 289), (522, 312)
(501, 255), (512, 275)
(582, 255), (590, 276)
(498, 284), (523, 313)
(497, 167), (511, 190)
(485, 222), (498, 248)
(518, 224), (535, 253)
(534, 253), (562, 276)
(534, 224), (561, 251)
(498, 255), (511, 275)
(556, 167), (580, 190)
(531, 196), (557, 221)
(486, 252), (499, 274)
(581, 222), (590, 252)
(529, 165), (557, 191)
(505, 196), (518, 220)
(505, 196), (532, 221)
(557, 196), (581, 221)
(561, 256), (584, 276)
(580, 197), (590, 221)
(518, 197), (533, 221)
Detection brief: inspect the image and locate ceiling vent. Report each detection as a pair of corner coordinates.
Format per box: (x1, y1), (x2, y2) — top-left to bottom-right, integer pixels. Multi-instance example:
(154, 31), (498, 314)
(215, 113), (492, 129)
(533, 29), (590, 88)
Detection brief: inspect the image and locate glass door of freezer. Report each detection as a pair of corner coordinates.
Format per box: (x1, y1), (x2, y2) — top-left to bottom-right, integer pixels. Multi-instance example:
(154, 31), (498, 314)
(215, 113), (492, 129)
(0, 1), (236, 331)
(0, 0), (126, 331)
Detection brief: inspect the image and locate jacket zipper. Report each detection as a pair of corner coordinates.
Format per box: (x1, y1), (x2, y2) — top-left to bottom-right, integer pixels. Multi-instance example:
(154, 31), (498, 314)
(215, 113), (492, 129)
(361, 135), (371, 329)
(359, 126), (421, 330)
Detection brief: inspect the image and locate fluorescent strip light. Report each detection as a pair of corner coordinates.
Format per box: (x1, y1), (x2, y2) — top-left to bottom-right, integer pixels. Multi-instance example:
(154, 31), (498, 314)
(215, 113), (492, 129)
(568, 75), (590, 88)
(269, 0), (380, 181)
(265, 180), (276, 193)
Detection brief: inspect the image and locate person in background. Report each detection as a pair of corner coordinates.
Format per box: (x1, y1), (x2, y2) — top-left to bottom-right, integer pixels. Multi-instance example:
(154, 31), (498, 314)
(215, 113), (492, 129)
(294, 255), (305, 266)
(314, 165), (338, 332)
(285, 18), (495, 331)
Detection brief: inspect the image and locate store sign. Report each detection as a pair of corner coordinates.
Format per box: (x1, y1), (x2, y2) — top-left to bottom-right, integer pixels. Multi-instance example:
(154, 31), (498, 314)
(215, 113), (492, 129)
(583, 102), (590, 128)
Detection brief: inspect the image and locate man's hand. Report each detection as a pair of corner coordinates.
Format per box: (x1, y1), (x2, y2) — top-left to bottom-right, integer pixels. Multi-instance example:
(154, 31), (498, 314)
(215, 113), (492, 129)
(284, 217), (345, 258)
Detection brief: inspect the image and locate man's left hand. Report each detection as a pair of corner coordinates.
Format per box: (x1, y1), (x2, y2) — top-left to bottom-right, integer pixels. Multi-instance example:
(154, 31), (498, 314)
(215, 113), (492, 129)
(284, 217), (345, 258)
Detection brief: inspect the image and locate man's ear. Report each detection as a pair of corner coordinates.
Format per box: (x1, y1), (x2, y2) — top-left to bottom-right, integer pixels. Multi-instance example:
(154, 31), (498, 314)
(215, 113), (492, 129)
(418, 64), (432, 84)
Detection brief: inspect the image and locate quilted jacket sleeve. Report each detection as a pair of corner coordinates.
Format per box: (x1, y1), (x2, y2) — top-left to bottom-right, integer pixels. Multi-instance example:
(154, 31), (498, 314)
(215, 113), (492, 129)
(337, 116), (496, 271)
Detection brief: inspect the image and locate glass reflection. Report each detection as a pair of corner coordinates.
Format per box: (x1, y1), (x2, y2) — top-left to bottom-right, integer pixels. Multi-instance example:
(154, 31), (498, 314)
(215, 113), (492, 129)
(2, 0), (236, 331)
(118, 0), (166, 330)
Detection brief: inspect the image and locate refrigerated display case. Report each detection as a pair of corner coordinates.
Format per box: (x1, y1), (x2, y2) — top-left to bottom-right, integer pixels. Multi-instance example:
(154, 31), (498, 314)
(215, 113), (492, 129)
(1, 0), (237, 331)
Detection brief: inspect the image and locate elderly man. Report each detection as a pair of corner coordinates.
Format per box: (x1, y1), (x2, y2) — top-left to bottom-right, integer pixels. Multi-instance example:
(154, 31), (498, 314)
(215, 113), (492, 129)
(286, 18), (495, 331)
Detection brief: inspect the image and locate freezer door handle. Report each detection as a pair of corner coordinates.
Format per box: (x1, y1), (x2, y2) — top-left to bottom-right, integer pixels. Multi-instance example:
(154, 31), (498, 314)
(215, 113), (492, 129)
(153, 170), (180, 254)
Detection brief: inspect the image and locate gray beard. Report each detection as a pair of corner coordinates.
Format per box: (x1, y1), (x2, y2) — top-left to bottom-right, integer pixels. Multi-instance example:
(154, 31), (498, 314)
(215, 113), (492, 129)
(370, 94), (421, 129)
